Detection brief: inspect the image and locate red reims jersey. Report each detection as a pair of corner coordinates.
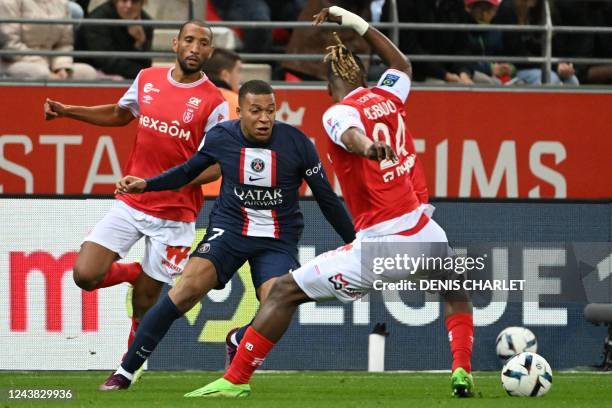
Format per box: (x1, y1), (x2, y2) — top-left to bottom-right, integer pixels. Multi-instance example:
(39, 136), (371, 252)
(117, 66), (228, 222)
(322, 69), (428, 234)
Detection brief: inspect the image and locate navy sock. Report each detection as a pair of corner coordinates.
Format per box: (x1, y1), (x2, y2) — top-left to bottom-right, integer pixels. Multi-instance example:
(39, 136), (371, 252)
(121, 294), (182, 374)
(235, 323), (251, 345)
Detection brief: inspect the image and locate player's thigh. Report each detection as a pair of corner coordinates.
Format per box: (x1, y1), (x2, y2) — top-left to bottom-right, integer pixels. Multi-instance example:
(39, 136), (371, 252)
(249, 250), (300, 302)
(83, 201), (144, 260)
(190, 228), (248, 290)
(73, 241), (118, 281)
(291, 243), (364, 303)
(169, 257), (220, 312)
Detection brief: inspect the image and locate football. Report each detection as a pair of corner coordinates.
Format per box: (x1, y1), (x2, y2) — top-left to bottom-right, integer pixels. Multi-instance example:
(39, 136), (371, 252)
(495, 326), (537, 361)
(501, 352), (553, 397)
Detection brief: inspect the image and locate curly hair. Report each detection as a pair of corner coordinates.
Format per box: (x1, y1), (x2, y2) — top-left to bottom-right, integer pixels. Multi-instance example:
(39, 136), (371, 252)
(324, 32), (364, 86)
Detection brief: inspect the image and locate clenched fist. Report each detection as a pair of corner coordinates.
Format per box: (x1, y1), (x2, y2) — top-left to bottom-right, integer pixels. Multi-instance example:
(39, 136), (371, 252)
(115, 176), (147, 195)
(44, 98), (67, 120)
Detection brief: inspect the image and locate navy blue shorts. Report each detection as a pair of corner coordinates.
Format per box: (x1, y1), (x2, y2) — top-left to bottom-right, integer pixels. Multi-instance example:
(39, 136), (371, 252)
(191, 227), (300, 290)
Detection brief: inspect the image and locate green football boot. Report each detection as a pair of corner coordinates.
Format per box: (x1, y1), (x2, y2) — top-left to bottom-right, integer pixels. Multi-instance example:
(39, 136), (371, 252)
(451, 367), (475, 397)
(184, 378), (251, 398)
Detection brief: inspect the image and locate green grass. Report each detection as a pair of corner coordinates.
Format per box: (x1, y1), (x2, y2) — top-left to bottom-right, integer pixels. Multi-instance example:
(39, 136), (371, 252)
(1, 371), (611, 408)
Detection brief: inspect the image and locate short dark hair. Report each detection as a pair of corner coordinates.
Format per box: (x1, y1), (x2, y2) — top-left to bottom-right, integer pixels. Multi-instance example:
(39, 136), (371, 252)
(204, 48), (241, 79)
(238, 80), (274, 103)
(178, 19), (212, 40)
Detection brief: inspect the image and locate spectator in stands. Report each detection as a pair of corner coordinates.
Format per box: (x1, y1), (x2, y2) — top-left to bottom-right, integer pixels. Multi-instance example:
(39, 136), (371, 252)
(203, 48), (242, 119)
(383, 0), (474, 84)
(76, 0), (153, 79)
(0, 0), (97, 80)
(282, 0), (372, 81)
(496, 0), (579, 85)
(561, 0), (612, 85)
(211, 0), (306, 54)
(464, 0), (512, 84)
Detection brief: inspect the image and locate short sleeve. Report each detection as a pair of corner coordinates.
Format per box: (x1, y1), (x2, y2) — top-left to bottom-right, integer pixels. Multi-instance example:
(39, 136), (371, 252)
(204, 100), (230, 133)
(322, 105), (365, 151)
(117, 71), (141, 117)
(375, 68), (411, 103)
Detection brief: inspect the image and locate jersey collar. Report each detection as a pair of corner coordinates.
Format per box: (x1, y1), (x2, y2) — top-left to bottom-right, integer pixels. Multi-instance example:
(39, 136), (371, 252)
(166, 66), (209, 88)
(343, 87), (365, 100)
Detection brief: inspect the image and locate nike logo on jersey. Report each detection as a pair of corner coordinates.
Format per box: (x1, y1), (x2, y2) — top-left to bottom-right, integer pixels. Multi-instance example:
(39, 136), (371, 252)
(249, 176), (264, 181)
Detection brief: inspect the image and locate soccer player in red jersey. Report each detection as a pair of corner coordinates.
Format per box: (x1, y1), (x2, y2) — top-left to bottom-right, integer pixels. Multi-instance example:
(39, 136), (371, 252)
(189, 6), (475, 398)
(43, 20), (228, 367)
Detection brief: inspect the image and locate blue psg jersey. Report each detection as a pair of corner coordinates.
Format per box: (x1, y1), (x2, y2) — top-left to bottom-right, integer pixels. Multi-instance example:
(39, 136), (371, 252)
(145, 120), (355, 245)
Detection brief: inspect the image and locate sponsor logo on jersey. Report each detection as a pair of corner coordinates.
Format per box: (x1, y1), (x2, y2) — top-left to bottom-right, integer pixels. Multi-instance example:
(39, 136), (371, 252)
(187, 97), (202, 108)
(251, 158), (265, 173)
(143, 94), (153, 104)
(234, 186), (283, 207)
(381, 73), (400, 87)
(198, 243), (211, 254)
(143, 82), (160, 93)
(139, 115), (192, 140)
(305, 162), (323, 177)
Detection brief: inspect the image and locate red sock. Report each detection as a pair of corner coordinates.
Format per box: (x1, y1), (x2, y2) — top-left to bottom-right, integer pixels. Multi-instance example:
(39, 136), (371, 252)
(127, 316), (139, 349)
(95, 262), (142, 289)
(446, 313), (474, 373)
(224, 326), (275, 384)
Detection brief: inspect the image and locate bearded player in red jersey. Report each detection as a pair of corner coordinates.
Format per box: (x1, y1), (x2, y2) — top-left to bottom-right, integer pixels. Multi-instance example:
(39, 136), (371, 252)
(188, 6), (475, 398)
(43, 20), (228, 370)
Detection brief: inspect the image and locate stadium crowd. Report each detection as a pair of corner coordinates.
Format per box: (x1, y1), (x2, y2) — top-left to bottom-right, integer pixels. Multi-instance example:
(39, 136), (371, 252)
(0, 0), (611, 84)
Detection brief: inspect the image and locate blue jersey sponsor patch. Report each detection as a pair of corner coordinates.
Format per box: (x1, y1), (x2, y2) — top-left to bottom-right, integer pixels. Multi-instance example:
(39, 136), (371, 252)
(381, 73), (400, 87)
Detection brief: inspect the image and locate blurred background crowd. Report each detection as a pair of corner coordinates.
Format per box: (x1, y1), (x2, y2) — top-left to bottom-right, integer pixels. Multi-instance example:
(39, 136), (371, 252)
(0, 0), (610, 85)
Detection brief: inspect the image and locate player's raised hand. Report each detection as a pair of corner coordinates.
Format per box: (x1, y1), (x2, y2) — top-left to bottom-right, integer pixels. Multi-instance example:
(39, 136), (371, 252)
(44, 98), (67, 120)
(313, 7), (341, 26)
(115, 176), (147, 194)
(366, 142), (397, 162)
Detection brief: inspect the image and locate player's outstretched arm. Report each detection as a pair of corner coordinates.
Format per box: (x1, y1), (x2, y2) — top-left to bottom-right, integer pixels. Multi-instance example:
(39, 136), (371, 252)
(187, 163), (222, 186)
(341, 128), (397, 162)
(313, 6), (411, 77)
(44, 98), (134, 127)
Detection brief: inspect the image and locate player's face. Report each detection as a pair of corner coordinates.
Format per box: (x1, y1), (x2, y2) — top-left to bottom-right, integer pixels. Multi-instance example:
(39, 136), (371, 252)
(238, 93), (276, 143)
(173, 24), (213, 75)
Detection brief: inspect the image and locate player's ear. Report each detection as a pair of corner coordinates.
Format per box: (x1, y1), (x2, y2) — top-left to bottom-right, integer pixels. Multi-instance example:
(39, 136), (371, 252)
(172, 37), (178, 53)
(236, 106), (242, 118)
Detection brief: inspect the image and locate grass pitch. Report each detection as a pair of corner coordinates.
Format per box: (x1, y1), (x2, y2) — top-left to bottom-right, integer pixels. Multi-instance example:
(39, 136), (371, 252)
(1, 371), (610, 408)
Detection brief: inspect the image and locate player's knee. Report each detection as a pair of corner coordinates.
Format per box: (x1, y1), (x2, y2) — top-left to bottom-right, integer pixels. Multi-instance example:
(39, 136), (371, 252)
(267, 274), (303, 307)
(72, 266), (98, 291)
(170, 283), (206, 313)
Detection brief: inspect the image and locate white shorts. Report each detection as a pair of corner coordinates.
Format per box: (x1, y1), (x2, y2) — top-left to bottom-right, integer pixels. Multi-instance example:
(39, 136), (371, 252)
(84, 201), (195, 283)
(292, 211), (456, 303)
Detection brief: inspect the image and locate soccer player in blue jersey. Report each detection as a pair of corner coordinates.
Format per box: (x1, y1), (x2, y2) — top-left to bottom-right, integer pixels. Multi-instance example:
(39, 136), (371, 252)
(99, 79), (355, 390)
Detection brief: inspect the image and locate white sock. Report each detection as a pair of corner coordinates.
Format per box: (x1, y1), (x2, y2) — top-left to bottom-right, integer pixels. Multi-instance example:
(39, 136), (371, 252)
(115, 366), (134, 382)
(230, 332), (239, 347)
